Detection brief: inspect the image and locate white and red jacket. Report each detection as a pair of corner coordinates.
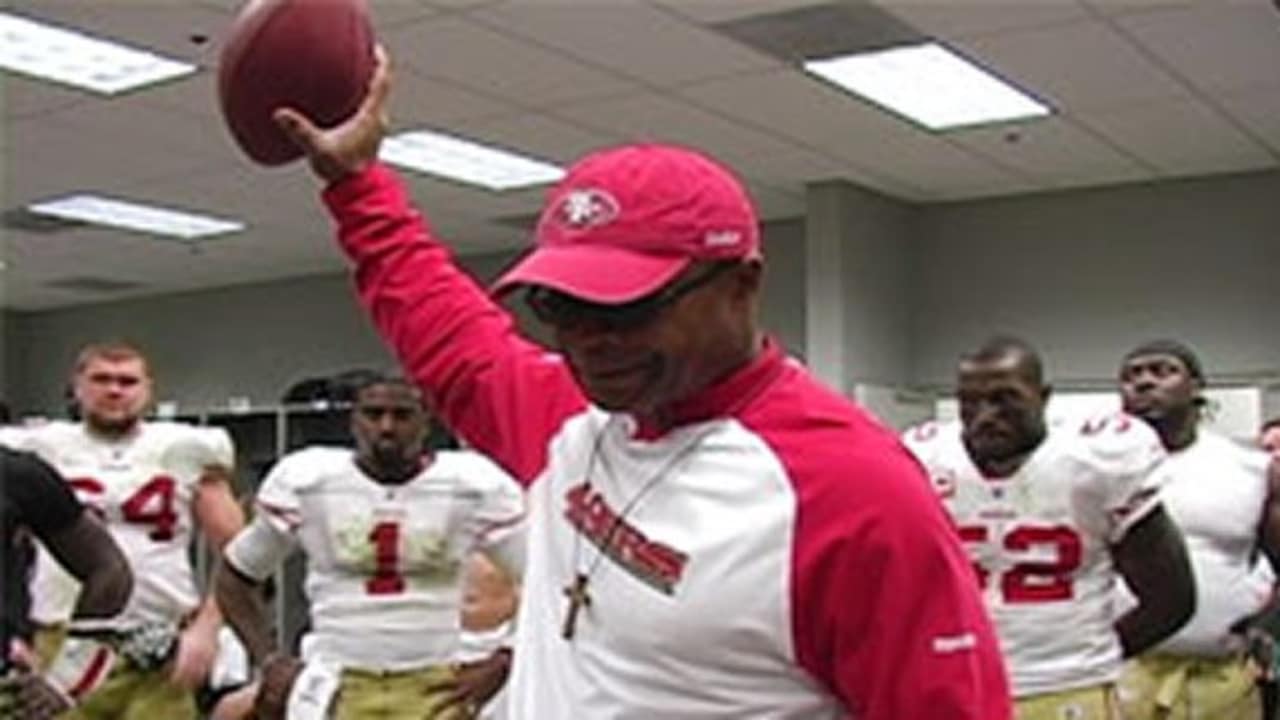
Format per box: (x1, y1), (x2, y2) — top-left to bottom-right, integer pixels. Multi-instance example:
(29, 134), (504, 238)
(321, 163), (1011, 719)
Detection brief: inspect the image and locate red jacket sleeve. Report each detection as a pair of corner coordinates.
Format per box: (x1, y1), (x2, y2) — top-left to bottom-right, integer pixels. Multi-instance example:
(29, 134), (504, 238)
(790, 443), (1012, 719)
(322, 163), (587, 485)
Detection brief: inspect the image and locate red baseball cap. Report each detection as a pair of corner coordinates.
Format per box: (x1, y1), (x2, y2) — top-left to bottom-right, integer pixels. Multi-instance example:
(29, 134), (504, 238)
(493, 143), (761, 304)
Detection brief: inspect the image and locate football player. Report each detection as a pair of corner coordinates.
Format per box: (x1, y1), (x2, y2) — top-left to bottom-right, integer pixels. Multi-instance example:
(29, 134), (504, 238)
(904, 336), (1194, 719)
(215, 375), (523, 720)
(1116, 340), (1278, 719)
(1, 446), (132, 719)
(0, 341), (244, 719)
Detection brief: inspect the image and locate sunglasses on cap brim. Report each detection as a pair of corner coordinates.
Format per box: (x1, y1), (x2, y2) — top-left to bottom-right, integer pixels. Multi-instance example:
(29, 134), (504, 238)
(525, 261), (737, 331)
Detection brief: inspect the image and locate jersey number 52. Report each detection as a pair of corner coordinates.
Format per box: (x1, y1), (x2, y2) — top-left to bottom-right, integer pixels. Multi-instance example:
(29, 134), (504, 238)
(958, 524), (1083, 603)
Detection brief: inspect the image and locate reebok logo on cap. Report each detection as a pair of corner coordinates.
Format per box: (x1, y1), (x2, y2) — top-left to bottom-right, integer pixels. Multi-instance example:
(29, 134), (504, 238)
(704, 230), (742, 248)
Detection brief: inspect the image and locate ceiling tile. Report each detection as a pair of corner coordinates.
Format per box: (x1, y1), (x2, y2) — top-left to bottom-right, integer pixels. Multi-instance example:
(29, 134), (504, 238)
(127, 163), (321, 225)
(873, 0), (1088, 39)
(682, 69), (1019, 198)
(553, 89), (798, 171)
(379, 65), (523, 128)
(949, 116), (1151, 187)
(7, 110), (227, 203)
(1080, 0), (1197, 18)
(3, 0), (1275, 309)
(1218, 89), (1280, 154)
(1, 75), (89, 120)
(1076, 97), (1275, 176)
(438, 112), (613, 169)
(655, 0), (835, 24)
(5, 1), (227, 82)
(473, 3), (780, 86)
(920, 172), (1051, 202)
(956, 19), (1190, 111)
(3, 215), (347, 312)
(727, 146), (860, 187)
(191, 0), (442, 26)
(1114, 3), (1280, 93)
(419, 0), (502, 11)
(381, 16), (635, 108)
(47, 90), (230, 162)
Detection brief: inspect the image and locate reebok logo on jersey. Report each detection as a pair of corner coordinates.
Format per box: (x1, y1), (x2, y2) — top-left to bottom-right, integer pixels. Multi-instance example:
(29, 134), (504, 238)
(931, 632), (977, 654)
(564, 483), (688, 595)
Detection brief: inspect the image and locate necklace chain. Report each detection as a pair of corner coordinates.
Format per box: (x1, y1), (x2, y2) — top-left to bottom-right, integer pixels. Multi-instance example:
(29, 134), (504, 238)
(562, 419), (713, 639)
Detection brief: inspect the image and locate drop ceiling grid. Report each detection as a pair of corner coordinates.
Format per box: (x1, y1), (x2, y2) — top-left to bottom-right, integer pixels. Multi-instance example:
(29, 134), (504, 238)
(3, 0), (1278, 310)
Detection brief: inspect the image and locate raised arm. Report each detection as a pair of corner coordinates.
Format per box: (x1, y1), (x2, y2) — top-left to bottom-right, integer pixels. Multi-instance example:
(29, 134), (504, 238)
(274, 48), (585, 484)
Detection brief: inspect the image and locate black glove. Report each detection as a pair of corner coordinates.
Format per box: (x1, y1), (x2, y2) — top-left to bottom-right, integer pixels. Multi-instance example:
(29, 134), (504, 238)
(0, 668), (74, 720)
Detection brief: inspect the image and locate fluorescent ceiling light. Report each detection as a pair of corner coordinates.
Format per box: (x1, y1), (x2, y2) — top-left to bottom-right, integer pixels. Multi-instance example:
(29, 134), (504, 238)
(0, 11), (196, 95)
(380, 130), (565, 191)
(28, 195), (245, 240)
(804, 42), (1050, 131)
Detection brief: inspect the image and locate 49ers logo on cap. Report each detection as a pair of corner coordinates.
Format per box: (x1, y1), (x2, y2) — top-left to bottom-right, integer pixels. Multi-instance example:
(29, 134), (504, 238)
(555, 188), (620, 229)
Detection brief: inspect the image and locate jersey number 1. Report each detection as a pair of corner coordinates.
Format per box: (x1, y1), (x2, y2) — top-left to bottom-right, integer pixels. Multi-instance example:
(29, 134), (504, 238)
(366, 522), (406, 595)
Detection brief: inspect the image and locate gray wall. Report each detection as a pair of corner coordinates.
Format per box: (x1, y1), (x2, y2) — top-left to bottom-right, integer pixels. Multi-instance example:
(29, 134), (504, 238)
(6, 170), (1276, 426)
(805, 181), (912, 392)
(908, 170), (1280, 392)
(839, 185), (912, 386)
(5, 219), (808, 416)
(5, 252), (513, 415)
(759, 219), (807, 357)
(0, 310), (10, 415)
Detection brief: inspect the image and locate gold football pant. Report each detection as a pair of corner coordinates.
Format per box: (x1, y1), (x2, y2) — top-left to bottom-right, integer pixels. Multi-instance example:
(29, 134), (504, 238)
(1015, 682), (1122, 719)
(335, 664), (475, 720)
(59, 660), (195, 720)
(1117, 653), (1260, 720)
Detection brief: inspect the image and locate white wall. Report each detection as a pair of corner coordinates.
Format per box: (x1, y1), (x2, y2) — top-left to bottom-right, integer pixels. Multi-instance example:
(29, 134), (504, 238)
(909, 170), (1280, 393)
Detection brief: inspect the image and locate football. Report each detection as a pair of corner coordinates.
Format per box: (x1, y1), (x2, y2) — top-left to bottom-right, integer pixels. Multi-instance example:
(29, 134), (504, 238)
(218, 0), (376, 166)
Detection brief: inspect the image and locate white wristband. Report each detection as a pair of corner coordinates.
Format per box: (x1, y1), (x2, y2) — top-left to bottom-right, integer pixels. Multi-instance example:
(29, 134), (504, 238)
(287, 660), (342, 720)
(45, 636), (117, 704)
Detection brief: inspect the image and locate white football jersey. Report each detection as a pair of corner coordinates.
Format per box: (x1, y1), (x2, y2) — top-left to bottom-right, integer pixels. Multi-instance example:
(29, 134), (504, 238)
(903, 413), (1165, 697)
(1150, 431), (1272, 656)
(224, 447), (524, 671)
(0, 420), (233, 626)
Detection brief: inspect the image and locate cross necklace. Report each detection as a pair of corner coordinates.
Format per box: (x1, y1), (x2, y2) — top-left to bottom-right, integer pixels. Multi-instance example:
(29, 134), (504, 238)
(561, 421), (714, 641)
